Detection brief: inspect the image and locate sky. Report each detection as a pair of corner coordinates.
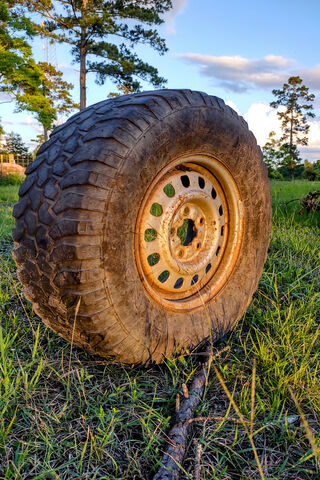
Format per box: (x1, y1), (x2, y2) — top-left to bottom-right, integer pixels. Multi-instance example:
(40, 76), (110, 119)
(2, 0), (320, 160)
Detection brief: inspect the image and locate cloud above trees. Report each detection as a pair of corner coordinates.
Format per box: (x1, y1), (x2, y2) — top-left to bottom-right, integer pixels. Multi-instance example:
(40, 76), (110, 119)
(164, 0), (187, 34)
(225, 101), (320, 161)
(178, 53), (320, 93)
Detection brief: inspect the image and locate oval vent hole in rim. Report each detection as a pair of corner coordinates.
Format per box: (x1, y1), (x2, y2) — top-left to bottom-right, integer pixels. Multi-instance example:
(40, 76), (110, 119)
(174, 277), (184, 289)
(211, 187), (217, 199)
(181, 175), (190, 188)
(144, 228), (157, 242)
(147, 253), (160, 266)
(191, 274), (198, 285)
(205, 263), (211, 274)
(198, 177), (205, 189)
(163, 184), (175, 197)
(158, 270), (170, 283)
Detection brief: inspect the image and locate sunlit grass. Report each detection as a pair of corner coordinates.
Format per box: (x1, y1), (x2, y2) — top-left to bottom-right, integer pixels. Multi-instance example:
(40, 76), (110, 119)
(0, 180), (319, 478)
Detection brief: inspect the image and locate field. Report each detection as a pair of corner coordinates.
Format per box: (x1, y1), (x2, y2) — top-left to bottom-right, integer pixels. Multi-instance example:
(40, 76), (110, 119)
(0, 180), (319, 479)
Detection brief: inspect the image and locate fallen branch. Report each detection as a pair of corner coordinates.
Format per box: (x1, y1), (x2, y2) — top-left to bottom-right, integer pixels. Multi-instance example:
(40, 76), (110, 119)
(299, 190), (320, 215)
(153, 345), (229, 480)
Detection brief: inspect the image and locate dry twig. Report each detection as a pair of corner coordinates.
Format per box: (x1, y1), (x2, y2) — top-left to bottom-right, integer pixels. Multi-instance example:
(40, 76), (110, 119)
(153, 345), (229, 480)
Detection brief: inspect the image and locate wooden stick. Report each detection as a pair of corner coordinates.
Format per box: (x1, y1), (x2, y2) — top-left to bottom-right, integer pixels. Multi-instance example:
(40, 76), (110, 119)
(153, 345), (229, 480)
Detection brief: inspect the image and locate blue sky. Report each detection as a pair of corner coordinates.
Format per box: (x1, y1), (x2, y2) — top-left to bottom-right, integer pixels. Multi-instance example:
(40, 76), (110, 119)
(2, 0), (320, 159)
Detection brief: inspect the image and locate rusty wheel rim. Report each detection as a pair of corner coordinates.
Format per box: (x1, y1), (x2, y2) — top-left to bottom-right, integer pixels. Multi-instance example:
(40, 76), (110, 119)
(135, 154), (244, 312)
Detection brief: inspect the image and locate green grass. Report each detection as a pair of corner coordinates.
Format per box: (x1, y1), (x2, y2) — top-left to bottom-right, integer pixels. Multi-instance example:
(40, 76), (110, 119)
(0, 180), (319, 479)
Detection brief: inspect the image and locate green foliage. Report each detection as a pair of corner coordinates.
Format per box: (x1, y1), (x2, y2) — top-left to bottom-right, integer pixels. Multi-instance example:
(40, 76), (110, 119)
(20, 0), (172, 107)
(34, 61), (79, 139)
(0, 173), (25, 185)
(0, 1), (56, 126)
(262, 130), (281, 175)
(269, 169), (283, 180)
(263, 132), (303, 179)
(303, 167), (320, 181)
(0, 2), (76, 135)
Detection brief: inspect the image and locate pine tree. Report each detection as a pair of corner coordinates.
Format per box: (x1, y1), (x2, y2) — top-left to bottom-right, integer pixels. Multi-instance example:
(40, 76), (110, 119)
(270, 76), (315, 154)
(5, 131), (32, 165)
(20, 0), (172, 109)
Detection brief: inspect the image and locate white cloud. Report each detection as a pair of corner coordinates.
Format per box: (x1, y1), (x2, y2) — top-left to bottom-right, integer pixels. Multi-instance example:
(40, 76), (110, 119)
(244, 102), (283, 146)
(3, 115), (42, 133)
(163, 0), (187, 35)
(177, 53), (320, 93)
(0, 92), (14, 104)
(301, 120), (320, 161)
(225, 100), (241, 115)
(239, 101), (320, 161)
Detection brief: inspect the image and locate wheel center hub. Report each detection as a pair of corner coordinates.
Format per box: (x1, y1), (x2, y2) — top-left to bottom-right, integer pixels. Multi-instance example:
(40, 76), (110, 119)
(136, 161), (229, 299)
(171, 204), (205, 261)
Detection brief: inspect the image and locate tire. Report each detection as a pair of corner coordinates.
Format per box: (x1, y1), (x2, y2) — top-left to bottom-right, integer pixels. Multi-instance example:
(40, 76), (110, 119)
(12, 89), (271, 364)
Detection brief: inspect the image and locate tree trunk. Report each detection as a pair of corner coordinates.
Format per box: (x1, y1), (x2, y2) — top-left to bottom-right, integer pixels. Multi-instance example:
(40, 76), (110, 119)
(290, 110), (293, 154)
(80, 47), (86, 110)
(43, 126), (48, 142)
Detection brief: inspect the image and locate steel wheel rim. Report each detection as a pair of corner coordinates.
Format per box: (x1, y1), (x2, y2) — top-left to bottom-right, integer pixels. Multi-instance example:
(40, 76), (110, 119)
(135, 154), (244, 312)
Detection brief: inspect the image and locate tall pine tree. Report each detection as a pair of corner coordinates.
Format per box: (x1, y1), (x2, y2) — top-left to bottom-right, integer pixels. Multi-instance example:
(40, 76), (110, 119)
(270, 76), (315, 154)
(21, 0), (172, 109)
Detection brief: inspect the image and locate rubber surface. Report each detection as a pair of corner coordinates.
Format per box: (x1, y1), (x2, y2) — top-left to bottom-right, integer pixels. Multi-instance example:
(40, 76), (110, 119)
(12, 89), (272, 364)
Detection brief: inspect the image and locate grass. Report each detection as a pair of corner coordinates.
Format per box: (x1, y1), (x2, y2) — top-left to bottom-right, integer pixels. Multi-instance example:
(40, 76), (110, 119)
(0, 180), (319, 479)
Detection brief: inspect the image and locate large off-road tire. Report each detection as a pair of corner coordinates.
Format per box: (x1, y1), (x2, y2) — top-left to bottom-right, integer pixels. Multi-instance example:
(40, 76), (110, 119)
(12, 89), (271, 364)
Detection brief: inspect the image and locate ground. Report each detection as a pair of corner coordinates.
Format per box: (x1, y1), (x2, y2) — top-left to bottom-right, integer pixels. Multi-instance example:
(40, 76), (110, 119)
(0, 180), (319, 479)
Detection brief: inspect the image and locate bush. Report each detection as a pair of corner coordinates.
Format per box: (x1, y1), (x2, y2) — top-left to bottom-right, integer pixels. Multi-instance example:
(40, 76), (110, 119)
(0, 173), (25, 186)
(269, 169), (283, 179)
(302, 167), (320, 181)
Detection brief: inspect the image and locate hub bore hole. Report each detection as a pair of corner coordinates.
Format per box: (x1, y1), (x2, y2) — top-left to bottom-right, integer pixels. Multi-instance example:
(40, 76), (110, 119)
(205, 263), (212, 274)
(197, 243), (200, 249)
(198, 177), (205, 189)
(211, 187), (217, 199)
(147, 253), (160, 266)
(163, 184), (175, 197)
(144, 228), (157, 242)
(181, 175), (190, 188)
(158, 270), (170, 283)
(174, 278), (184, 289)
(177, 219), (197, 246)
(150, 203), (163, 216)
(191, 274), (198, 285)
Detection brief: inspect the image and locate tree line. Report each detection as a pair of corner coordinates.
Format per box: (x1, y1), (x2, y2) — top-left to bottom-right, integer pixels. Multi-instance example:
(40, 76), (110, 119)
(1, 2), (318, 172)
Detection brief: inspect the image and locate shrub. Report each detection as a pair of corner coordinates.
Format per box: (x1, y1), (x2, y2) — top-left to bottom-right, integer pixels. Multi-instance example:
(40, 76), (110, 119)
(0, 173), (25, 185)
(302, 167), (320, 181)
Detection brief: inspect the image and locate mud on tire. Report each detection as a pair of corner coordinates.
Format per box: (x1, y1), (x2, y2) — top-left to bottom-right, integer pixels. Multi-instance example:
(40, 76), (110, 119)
(12, 89), (271, 364)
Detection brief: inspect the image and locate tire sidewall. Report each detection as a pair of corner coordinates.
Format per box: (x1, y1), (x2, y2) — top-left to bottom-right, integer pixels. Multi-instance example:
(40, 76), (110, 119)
(103, 104), (271, 361)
